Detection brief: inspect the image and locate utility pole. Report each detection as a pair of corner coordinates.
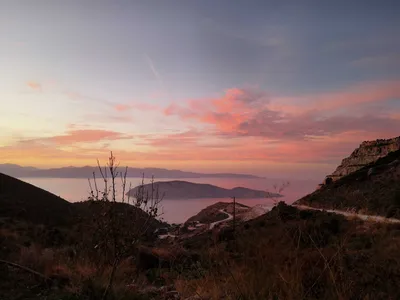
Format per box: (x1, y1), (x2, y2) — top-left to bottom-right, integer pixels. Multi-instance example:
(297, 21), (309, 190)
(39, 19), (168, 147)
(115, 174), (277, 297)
(233, 196), (236, 234)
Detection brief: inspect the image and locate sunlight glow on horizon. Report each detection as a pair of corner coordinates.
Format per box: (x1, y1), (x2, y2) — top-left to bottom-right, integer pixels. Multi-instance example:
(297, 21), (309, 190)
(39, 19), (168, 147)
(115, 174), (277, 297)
(1, 1), (399, 179)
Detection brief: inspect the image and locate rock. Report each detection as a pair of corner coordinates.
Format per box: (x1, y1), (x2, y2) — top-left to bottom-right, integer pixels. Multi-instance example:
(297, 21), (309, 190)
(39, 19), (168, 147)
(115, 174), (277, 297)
(327, 136), (400, 181)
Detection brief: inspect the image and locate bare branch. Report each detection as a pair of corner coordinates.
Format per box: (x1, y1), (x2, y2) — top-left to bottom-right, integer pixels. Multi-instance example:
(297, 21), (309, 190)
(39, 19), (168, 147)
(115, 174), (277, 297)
(0, 259), (50, 282)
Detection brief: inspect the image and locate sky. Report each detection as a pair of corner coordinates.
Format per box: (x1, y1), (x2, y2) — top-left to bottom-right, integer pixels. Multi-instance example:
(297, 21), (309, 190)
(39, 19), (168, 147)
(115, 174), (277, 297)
(0, 0), (399, 179)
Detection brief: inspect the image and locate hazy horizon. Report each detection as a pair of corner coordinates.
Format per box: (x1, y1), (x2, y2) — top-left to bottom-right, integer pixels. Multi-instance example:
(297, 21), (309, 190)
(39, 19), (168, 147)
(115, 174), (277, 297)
(1, 1), (399, 179)
(1, 162), (326, 181)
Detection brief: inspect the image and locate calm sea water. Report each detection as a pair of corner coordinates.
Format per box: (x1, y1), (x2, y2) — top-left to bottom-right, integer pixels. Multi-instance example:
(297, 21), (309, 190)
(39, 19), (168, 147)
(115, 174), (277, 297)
(18, 177), (318, 223)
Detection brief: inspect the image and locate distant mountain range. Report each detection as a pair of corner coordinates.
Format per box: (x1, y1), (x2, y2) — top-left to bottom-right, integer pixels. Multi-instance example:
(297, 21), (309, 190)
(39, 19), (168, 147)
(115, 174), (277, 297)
(0, 164), (263, 179)
(127, 180), (281, 199)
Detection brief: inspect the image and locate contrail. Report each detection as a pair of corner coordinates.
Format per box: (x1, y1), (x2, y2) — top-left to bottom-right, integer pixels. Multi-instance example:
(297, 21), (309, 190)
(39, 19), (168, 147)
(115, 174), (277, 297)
(144, 53), (172, 102)
(144, 53), (162, 81)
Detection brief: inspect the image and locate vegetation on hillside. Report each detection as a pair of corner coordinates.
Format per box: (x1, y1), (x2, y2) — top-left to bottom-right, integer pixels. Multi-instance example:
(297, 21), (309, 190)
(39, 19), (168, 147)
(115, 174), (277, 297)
(3, 201), (400, 299)
(295, 150), (400, 217)
(2, 151), (400, 299)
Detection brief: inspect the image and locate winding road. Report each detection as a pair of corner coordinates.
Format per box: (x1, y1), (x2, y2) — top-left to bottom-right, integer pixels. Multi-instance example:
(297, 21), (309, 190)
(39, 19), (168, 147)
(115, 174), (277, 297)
(293, 205), (400, 224)
(209, 209), (233, 229)
(193, 204), (400, 234)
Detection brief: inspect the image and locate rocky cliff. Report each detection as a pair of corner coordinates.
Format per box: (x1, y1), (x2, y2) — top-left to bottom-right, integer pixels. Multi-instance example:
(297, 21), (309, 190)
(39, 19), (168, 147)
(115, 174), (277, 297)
(326, 136), (400, 182)
(295, 149), (400, 216)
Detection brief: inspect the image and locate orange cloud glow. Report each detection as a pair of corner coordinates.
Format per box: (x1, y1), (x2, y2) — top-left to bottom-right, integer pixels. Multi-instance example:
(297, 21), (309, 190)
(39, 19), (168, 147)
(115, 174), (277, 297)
(165, 88), (269, 132)
(30, 129), (132, 145)
(164, 81), (400, 141)
(114, 103), (159, 112)
(114, 104), (131, 111)
(26, 81), (42, 91)
(3, 79), (399, 177)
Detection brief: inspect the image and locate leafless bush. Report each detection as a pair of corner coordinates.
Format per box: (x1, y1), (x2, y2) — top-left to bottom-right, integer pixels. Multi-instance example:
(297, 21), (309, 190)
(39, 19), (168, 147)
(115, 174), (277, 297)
(269, 181), (290, 205)
(87, 152), (163, 299)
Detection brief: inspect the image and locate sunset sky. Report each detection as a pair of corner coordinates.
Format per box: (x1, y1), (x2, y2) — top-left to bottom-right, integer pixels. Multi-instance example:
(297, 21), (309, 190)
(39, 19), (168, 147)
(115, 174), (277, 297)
(1, 0), (399, 179)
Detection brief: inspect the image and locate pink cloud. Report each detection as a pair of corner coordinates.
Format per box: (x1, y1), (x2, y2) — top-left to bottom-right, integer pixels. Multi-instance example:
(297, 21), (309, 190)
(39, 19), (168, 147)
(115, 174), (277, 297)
(26, 81), (42, 91)
(67, 123), (92, 129)
(80, 112), (135, 123)
(164, 82), (400, 141)
(165, 88), (270, 132)
(114, 103), (159, 112)
(310, 80), (400, 111)
(4, 80), (399, 175)
(141, 130), (200, 147)
(2, 128), (395, 176)
(29, 129), (132, 145)
(114, 104), (131, 112)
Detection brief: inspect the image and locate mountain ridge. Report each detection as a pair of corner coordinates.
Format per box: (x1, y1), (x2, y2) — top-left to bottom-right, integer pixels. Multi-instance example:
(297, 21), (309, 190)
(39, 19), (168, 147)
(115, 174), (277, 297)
(0, 164), (263, 179)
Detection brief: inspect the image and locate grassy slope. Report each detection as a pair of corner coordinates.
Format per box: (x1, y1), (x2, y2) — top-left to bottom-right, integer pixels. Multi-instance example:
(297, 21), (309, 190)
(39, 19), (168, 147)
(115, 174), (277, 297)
(0, 174), (165, 300)
(4, 201), (400, 299)
(294, 150), (400, 217)
(177, 203), (400, 299)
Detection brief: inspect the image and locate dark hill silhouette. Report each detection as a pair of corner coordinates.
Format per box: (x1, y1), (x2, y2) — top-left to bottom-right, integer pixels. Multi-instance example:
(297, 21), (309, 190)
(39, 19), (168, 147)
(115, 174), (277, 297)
(0, 172), (73, 226)
(0, 173), (164, 231)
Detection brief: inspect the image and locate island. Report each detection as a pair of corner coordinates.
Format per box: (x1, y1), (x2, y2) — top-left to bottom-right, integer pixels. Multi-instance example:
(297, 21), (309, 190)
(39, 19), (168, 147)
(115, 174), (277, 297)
(127, 180), (282, 199)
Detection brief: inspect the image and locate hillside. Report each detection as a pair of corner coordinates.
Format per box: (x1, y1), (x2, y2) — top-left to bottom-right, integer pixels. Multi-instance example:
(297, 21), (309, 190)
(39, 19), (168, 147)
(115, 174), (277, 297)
(0, 174), (166, 299)
(127, 180), (282, 199)
(185, 201), (271, 225)
(3, 145), (400, 299)
(185, 201), (249, 224)
(295, 149), (400, 217)
(176, 202), (400, 299)
(0, 172), (74, 226)
(0, 173), (164, 230)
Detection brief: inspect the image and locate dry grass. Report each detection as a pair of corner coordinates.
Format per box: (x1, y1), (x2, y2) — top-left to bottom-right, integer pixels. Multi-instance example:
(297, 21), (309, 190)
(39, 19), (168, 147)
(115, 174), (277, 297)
(0, 227), (19, 239)
(173, 203), (400, 300)
(18, 244), (54, 274)
(3, 206), (400, 300)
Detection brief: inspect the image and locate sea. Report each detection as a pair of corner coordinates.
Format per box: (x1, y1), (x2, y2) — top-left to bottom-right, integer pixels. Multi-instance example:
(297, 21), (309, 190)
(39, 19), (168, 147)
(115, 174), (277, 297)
(18, 177), (319, 224)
